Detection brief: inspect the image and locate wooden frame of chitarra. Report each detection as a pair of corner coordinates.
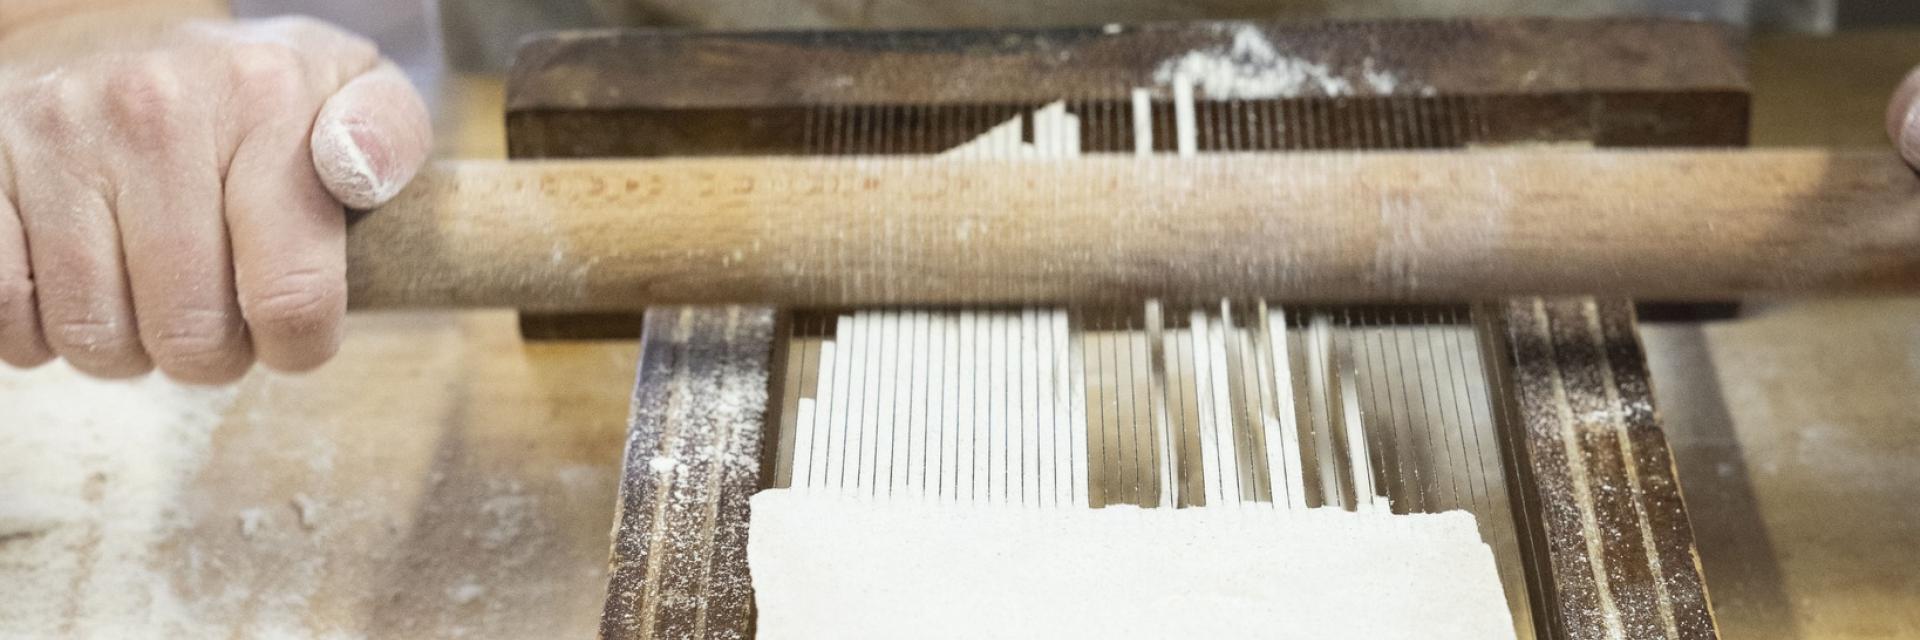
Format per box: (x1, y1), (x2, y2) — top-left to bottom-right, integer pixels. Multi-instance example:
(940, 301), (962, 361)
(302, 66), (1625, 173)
(502, 19), (1740, 640)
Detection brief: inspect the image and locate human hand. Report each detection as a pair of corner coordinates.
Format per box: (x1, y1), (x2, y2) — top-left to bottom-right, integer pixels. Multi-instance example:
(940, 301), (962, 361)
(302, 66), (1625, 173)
(0, 12), (431, 382)
(1891, 65), (1920, 170)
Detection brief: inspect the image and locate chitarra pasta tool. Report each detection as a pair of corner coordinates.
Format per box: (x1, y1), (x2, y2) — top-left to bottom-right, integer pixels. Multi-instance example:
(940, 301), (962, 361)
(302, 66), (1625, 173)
(345, 18), (1920, 640)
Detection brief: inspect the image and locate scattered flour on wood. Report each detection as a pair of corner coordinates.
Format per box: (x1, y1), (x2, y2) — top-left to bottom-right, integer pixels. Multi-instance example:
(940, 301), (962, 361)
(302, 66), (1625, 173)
(648, 455), (683, 475)
(0, 363), (238, 637)
(290, 493), (323, 531)
(237, 508), (270, 539)
(447, 580), (487, 606)
(1155, 24), (1352, 98)
(1363, 57), (1400, 93)
(1154, 24), (1407, 99)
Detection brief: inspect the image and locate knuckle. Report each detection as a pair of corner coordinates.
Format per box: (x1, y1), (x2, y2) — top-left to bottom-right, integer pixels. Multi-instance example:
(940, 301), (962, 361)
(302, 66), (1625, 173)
(43, 314), (146, 374)
(24, 102), (68, 142)
(143, 310), (245, 371)
(19, 76), (81, 140)
(45, 315), (132, 352)
(225, 44), (308, 106)
(241, 269), (343, 337)
(103, 56), (186, 143)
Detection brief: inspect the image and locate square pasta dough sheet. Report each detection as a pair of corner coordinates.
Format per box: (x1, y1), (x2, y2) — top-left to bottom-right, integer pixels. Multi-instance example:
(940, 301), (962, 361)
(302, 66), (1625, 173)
(748, 489), (1517, 640)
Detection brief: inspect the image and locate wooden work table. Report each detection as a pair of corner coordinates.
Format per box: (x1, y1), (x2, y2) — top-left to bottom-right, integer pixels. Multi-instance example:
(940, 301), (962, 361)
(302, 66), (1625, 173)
(3, 33), (1919, 638)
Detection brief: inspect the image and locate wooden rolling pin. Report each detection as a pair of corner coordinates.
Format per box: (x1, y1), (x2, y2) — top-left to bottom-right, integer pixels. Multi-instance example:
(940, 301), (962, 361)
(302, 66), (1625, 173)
(347, 149), (1920, 310)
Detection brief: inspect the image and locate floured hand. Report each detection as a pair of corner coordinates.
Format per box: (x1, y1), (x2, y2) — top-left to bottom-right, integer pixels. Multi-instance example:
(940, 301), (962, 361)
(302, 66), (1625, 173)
(0, 10), (431, 382)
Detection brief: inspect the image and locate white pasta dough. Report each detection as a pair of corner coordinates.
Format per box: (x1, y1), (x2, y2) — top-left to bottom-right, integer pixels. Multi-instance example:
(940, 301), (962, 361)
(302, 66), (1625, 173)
(749, 490), (1517, 640)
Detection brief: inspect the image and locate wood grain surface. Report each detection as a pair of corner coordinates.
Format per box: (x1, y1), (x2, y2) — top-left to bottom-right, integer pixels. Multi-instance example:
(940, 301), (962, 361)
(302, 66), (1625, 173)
(601, 307), (773, 640)
(1484, 299), (1717, 640)
(349, 149), (1920, 309)
(505, 19), (1747, 157)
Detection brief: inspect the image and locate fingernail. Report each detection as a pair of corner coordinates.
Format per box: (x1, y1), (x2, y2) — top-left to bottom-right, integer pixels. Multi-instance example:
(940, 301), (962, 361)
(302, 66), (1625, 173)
(313, 119), (398, 209)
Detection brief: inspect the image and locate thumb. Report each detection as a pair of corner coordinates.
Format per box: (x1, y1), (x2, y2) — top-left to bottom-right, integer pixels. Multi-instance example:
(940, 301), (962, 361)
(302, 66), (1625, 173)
(1888, 66), (1920, 170)
(310, 62), (432, 210)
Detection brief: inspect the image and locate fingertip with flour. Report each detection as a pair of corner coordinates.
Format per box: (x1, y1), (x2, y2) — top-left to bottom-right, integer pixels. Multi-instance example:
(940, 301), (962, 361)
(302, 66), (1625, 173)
(309, 63), (432, 210)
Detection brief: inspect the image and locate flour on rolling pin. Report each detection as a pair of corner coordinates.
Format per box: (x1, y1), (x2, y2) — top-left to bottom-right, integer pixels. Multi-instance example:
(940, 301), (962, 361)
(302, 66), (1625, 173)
(748, 489), (1516, 640)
